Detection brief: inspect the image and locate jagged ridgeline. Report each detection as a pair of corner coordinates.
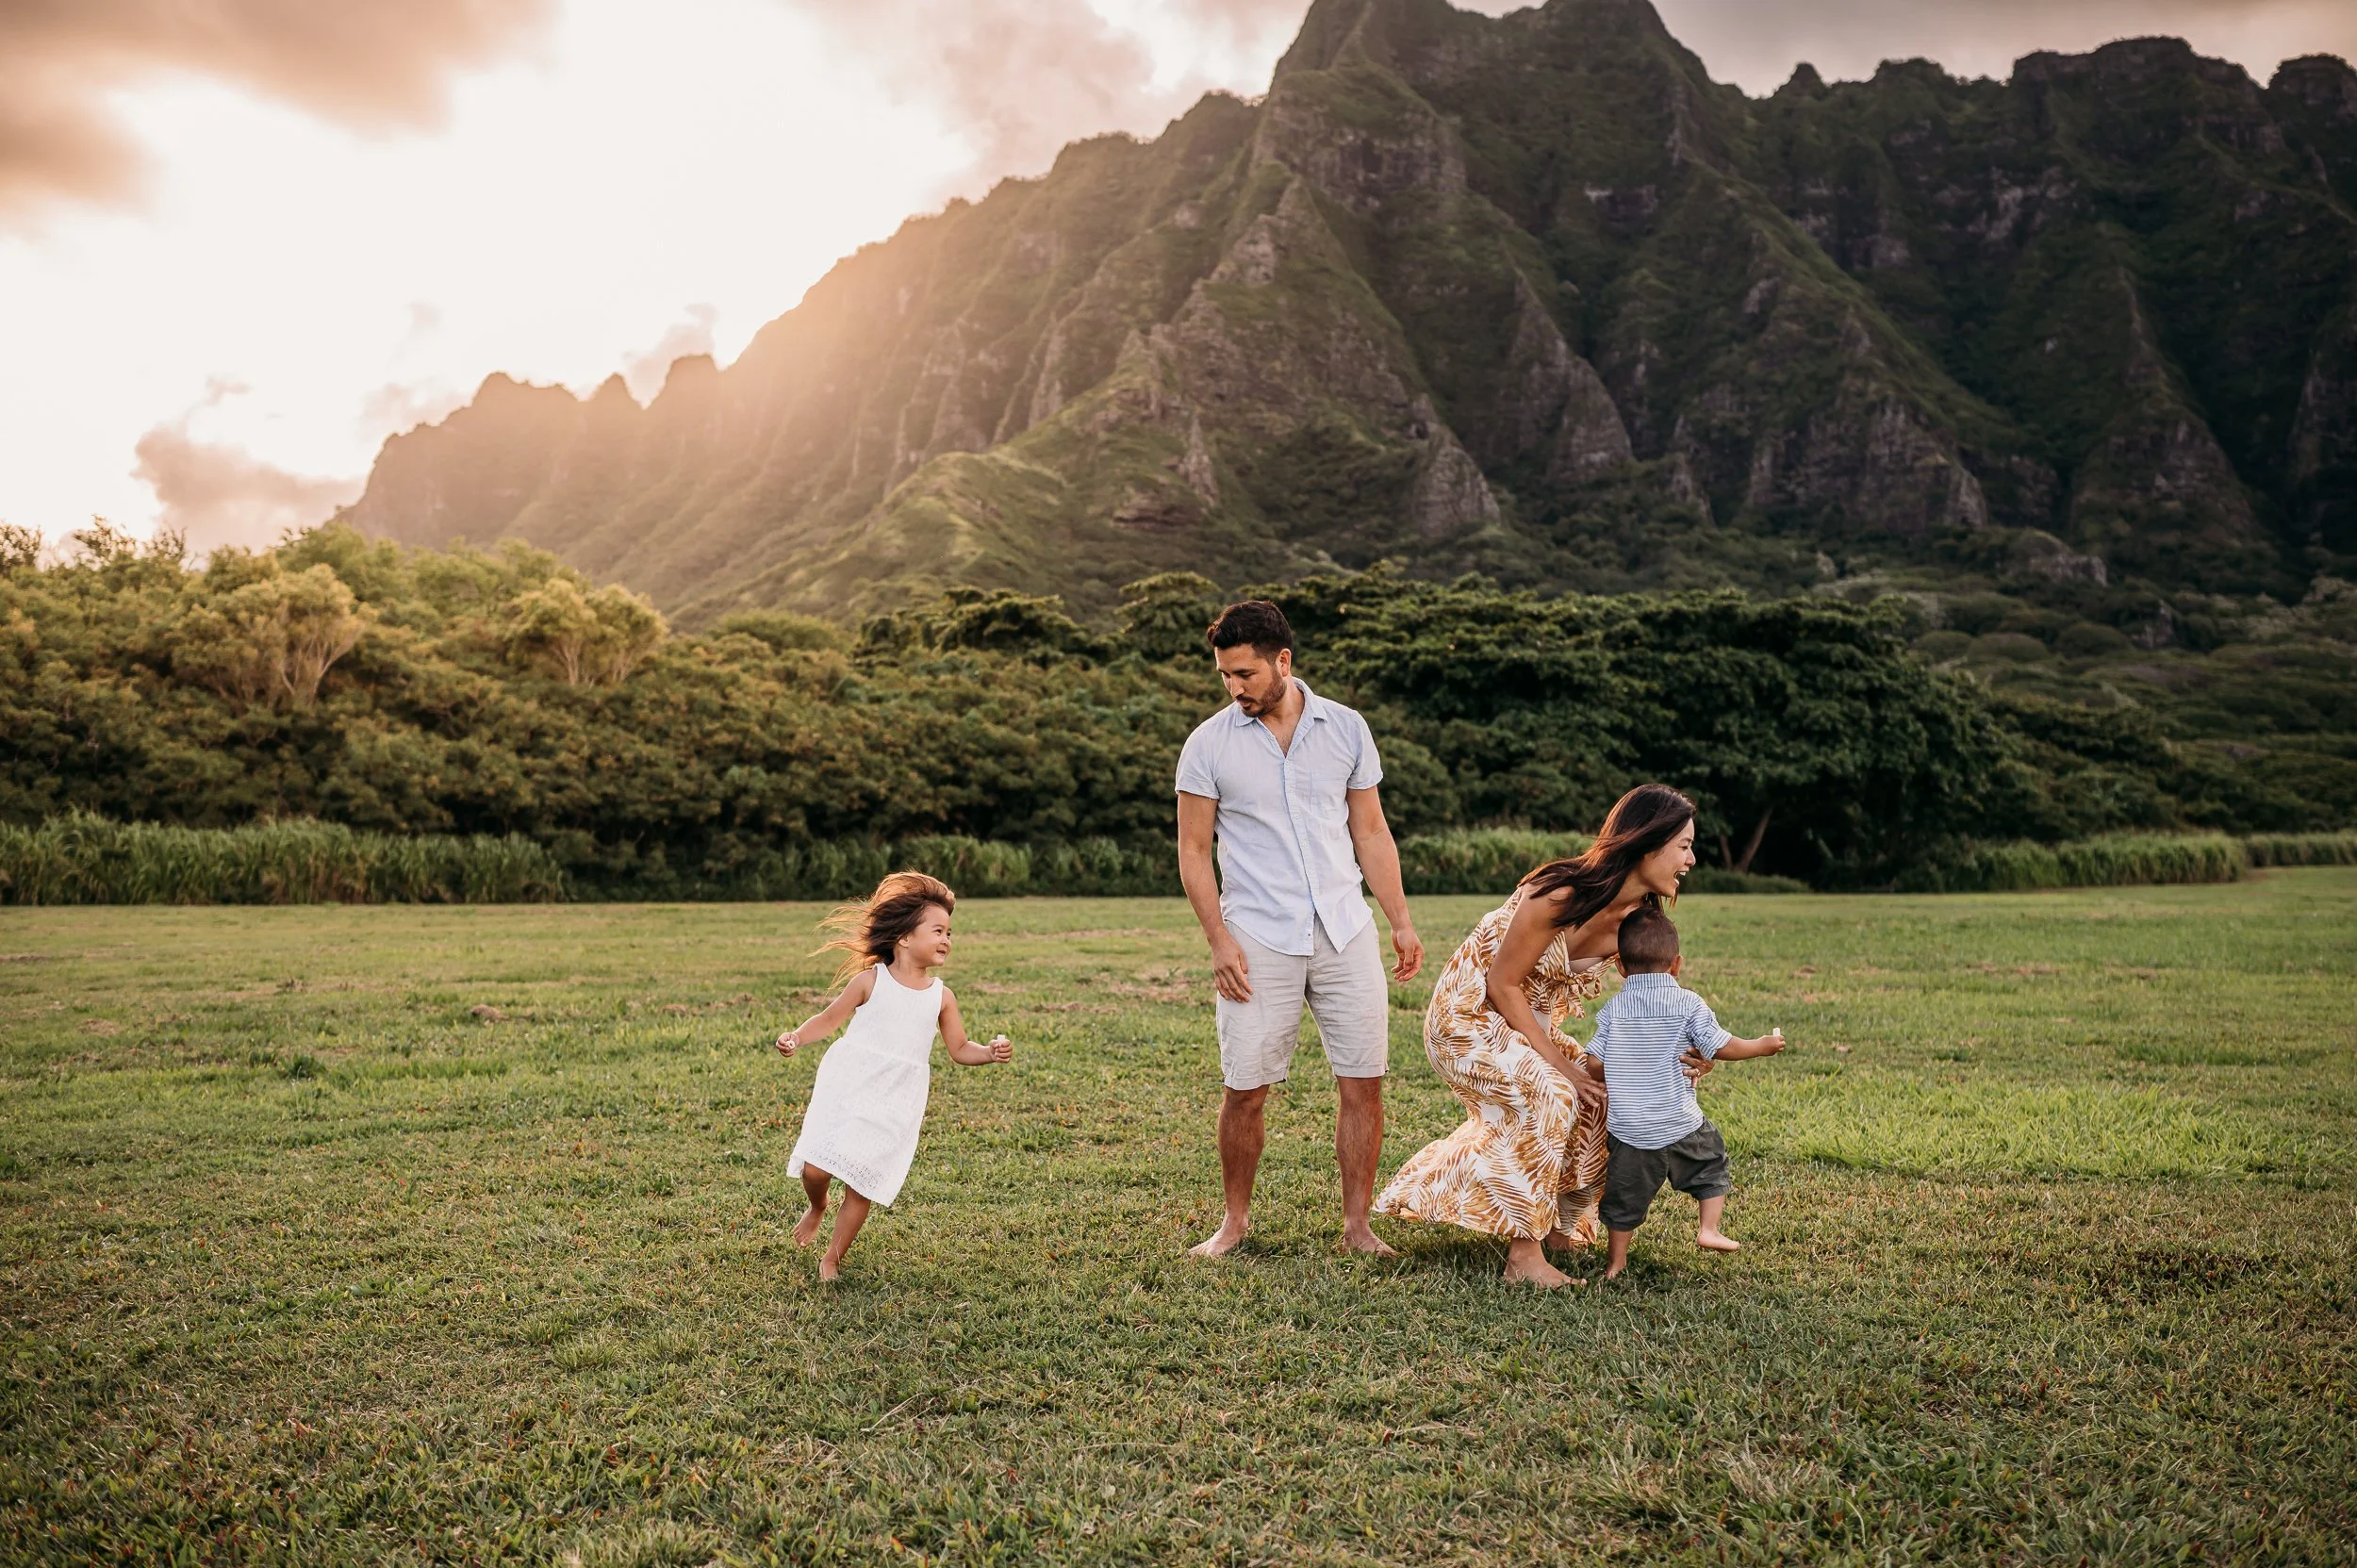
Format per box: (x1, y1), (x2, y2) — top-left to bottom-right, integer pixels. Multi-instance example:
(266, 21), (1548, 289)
(346, 0), (2357, 619)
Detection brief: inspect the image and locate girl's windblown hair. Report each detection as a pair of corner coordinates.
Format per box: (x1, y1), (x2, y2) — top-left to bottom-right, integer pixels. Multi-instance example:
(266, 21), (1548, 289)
(1519, 784), (1695, 930)
(817, 871), (957, 982)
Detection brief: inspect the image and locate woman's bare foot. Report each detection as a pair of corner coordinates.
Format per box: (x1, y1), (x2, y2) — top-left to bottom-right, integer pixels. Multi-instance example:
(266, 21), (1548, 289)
(1503, 1239), (1580, 1288)
(1696, 1229), (1740, 1253)
(1189, 1219), (1250, 1258)
(793, 1204), (826, 1247)
(1542, 1227), (1584, 1255)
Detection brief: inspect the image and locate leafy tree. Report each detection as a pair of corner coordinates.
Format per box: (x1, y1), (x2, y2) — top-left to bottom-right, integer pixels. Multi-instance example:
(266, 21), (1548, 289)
(173, 557), (371, 710)
(1276, 572), (2014, 880)
(503, 577), (665, 686)
(861, 587), (1106, 661)
(1116, 572), (1227, 662)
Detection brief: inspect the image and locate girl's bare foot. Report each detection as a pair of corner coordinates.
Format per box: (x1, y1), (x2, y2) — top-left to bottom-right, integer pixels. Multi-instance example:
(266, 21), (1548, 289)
(1696, 1230), (1740, 1253)
(793, 1205), (825, 1246)
(1342, 1224), (1396, 1257)
(817, 1255), (843, 1281)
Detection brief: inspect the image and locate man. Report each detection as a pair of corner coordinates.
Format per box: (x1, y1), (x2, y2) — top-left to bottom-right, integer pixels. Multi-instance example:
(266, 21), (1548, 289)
(1175, 599), (1424, 1257)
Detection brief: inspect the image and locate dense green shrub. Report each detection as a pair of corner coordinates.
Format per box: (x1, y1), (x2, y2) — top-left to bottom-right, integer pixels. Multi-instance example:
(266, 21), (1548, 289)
(2244, 832), (2357, 867)
(0, 813), (565, 905)
(1395, 829), (1590, 897)
(6, 526), (2343, 899)
(1896, 834), (2248, 893)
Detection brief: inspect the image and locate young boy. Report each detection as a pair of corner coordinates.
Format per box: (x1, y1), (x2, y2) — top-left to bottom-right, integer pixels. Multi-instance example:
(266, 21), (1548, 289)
(1578, 905), (1784, 1279)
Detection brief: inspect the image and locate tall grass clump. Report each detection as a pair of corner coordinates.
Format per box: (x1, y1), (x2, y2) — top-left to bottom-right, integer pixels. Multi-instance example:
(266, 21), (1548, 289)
(1394, 829), (1591, 897)
(0, 813), (566, 905)
(576, 835), (1178, 901)
(1028, 837), (1178, 897)
(896, 836), (1034, 899)
(2244, 832), (2357, 867)
(1898, 833), (2247, 893)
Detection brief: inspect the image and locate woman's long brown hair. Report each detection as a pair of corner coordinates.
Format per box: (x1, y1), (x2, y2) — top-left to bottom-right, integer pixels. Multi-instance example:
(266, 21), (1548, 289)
(1519, 784), (1696, 931)
(816, 871), (957, 983)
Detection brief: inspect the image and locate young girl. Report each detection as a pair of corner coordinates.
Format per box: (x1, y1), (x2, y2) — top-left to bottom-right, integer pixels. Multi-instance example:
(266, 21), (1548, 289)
(773, 872), (1013, 1279)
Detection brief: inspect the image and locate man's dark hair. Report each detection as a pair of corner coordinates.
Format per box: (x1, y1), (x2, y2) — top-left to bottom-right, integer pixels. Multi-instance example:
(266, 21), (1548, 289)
(1205, 600), (1294, 657)
(1616, 905), (1680, 973)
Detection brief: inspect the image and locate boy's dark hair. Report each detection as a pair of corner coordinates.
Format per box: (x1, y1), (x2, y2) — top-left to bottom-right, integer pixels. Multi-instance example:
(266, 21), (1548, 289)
(1616, 905), (1680, 973)
(1205, 600), (1294, 657)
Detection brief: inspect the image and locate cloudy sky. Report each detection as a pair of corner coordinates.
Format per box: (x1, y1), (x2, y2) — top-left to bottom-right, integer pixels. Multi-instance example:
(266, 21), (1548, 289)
(4, 0), (2350, 553)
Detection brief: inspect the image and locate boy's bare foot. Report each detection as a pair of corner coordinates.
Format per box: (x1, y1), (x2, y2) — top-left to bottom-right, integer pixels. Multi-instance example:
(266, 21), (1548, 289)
(1696, 1230), (1740, 1253)
(1189, 1220), (1250, 1257)
(817, 1256), (843, 1281)
(792, 1205), (825, 1247)
(1602, 1260), (1627, 1280)
(1342, 1225), (1396, 1257)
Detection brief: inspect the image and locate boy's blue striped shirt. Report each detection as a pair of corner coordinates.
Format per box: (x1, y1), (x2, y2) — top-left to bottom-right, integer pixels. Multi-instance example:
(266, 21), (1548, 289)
(1585, 971), (1731, 1149)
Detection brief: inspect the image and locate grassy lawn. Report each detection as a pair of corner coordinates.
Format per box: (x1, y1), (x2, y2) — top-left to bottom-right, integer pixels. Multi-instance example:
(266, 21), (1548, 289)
(3, 874), (2353, 1565)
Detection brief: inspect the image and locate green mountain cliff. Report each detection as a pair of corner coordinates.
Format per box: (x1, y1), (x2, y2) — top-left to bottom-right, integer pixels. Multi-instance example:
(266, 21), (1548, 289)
(345, 0), (2357, 623)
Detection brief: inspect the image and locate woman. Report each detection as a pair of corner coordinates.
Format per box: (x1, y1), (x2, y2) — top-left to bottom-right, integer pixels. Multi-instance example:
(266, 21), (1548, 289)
(1375, 784), (1707, 1287)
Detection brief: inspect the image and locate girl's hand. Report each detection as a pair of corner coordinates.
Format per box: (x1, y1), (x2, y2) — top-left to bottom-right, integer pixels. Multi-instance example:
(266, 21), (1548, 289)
(987, 1033), (1014, 1065)
(775, 1031), (799, 1057)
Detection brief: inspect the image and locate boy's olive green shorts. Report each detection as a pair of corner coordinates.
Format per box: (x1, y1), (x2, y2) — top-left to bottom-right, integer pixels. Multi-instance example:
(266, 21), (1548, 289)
(1601, 1121), (1731, 1231)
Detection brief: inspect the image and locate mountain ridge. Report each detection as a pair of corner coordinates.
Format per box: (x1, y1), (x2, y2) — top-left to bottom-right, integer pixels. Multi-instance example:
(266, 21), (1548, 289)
(344, 0), (2357, 624)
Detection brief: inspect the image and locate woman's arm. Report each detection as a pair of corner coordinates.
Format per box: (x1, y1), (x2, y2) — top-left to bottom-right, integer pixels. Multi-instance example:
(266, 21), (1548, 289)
(938, 986), (1014, 1065)
(1484, 889), (1587, 1083)
(774, 969), (874, 1055)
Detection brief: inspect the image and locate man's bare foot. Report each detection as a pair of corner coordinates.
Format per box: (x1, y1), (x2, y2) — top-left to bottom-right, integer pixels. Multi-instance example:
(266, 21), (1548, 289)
(793, 1205), (825, 1247)
(1696, 1230), (1740, 1253)
(1602, 1260), (1627, 1280)
(1189, 1220), (1250, 1258)
(817, 1256), (843, 1281)
(1342, 1226), (1396, 1257)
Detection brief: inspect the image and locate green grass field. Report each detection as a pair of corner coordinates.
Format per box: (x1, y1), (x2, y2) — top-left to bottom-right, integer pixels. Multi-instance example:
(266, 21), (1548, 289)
(4, 875), (2353, 1565)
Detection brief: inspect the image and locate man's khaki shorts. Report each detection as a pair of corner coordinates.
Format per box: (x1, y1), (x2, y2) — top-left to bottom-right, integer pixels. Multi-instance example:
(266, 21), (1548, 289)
(1216, 923), (1390, 1092)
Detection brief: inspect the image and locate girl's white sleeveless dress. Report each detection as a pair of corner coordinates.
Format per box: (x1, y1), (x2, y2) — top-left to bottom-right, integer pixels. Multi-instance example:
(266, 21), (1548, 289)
(787, 965), (942, 1206)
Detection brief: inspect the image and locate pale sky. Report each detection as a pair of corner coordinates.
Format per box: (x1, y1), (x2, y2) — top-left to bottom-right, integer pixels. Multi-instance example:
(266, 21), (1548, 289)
(3, 0), (2349, 553)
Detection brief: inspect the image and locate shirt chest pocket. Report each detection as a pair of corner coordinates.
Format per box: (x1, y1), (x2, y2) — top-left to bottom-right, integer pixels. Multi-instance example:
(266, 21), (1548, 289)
(1292, 736), (1360, 801)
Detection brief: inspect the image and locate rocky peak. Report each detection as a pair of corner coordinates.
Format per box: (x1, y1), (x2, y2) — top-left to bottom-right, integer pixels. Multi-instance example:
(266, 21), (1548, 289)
(1775, 62), (1828, 100)
(2271, 55), (2357, 116)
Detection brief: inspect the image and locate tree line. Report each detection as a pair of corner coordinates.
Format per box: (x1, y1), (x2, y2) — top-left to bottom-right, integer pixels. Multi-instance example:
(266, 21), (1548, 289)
(0, 522), (2335, 895)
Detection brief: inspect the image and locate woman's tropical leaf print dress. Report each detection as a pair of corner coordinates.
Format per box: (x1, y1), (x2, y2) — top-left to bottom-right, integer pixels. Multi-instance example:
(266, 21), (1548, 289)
(1375, 888), (1610, 1243)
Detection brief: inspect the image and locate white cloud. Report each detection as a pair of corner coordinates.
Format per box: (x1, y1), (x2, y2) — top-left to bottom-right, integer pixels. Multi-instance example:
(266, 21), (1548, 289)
(0, 0), (555, 224)
(132, 421), (361, 553)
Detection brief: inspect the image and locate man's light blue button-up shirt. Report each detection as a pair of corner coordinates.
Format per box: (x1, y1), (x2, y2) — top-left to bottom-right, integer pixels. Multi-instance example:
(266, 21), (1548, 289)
(1175, 679), (1384, 957)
